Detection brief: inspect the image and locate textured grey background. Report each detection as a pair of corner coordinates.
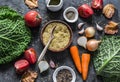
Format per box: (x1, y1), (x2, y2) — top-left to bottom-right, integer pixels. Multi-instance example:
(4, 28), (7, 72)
(0, 0), (120, 82)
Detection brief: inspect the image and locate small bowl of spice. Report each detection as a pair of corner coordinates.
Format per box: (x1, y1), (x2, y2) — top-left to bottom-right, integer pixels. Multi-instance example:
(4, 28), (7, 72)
(63, 7), (78, 23)
(53, 66), (76, 82)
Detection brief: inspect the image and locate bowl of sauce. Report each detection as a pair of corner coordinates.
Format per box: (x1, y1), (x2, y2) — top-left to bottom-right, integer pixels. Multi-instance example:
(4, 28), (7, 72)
(46, 0), (63, 12)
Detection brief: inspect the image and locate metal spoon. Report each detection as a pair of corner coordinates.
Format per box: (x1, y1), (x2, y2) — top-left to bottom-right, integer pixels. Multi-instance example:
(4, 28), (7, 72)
(37, 26), (56, 63)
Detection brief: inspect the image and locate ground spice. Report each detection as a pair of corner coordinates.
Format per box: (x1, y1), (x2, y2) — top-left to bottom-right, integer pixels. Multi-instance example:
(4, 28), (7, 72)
(56, 69), (72, 82)
(66, 11), (75, 20)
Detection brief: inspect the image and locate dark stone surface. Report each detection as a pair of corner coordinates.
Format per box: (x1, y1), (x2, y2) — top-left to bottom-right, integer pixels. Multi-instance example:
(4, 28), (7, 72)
(0, 0), (120, 82)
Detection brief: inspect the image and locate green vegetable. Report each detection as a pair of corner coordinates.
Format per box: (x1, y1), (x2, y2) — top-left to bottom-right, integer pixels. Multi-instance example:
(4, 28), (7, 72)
(0, 6), (31, 64)
(102, 76), (120, 82)
(93, 35), (120, 82)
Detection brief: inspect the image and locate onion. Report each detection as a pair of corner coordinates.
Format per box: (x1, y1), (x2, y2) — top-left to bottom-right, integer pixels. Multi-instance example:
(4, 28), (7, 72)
(85, 27), (95, 38)
(38, 61), (49, 73)
(77, 36), (87, 49)
(86, 39), (101, 51)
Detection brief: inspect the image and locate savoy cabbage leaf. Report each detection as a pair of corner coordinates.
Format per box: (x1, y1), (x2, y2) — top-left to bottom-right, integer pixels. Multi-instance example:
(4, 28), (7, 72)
(102, 76), (120, 82)
(0, 6), (31, 64)
(93, 36), (120, 81)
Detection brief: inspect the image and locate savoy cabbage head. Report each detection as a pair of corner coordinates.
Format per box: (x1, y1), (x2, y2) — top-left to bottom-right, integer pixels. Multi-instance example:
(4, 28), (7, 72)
(0, 6), (31, 64)
(93, 36), (120, 82)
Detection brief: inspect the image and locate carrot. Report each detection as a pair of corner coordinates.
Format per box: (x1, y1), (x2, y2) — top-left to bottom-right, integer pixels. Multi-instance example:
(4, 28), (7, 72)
(81, 53), (90, 80)
(70, 46), (82, 73)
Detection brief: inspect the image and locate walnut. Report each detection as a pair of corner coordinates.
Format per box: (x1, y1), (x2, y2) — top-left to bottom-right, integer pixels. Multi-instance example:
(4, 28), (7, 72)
(21, 70), (38, 82)
(24, 0), (38, 9)
(103, 4), (115, 19)
(104, 21), (118, 34)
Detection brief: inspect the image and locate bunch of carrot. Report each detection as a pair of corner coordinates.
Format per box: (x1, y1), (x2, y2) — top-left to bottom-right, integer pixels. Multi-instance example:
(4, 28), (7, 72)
(70, 46), (90, 80)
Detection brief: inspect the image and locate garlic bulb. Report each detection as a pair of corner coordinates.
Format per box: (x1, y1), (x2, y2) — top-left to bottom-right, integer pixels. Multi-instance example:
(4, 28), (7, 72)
(85, 27), (95, 38)
(86, 39), (101, 51)
(78, 23), (84, 29)
(38, 61), (49, 73)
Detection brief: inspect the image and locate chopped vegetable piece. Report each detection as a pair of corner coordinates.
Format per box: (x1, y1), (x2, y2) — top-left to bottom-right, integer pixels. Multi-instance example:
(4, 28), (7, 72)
(14, 59), (29, 74)
(24, 48), (37, 64)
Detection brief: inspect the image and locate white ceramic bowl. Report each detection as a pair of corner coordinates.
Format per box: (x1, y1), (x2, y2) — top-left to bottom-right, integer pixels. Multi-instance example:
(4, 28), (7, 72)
(63, 7), (78, 23)
(46, 0), (63, 12)
(53, 66), (76, 82)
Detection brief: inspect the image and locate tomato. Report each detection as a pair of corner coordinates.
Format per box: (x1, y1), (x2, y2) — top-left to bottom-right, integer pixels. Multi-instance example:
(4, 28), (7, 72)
(14, 59), (29, 74)
(78, 4), (94, 18)
(24, 48), (37, 64)
(24, 10), (42, 27)
(91, 0), (103, 10)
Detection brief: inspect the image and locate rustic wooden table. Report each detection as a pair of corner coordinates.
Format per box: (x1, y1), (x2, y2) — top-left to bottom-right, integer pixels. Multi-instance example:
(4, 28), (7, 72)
(0, 0), (120, 82)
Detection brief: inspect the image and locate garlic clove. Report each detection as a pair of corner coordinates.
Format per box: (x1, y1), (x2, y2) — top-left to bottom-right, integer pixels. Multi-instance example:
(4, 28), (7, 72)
(78, 23), (84, 29)
(96, 23), (103, 31)
(49, 60), (56, 69)
(86, 39), (101, 51)
(78, 28), (85, 34)
(77, 36), (87, 49)
(38, 61), (49, 73)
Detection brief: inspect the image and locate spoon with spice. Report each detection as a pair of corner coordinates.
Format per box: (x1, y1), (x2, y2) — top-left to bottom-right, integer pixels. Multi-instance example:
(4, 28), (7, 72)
(37, 26), (56, 63)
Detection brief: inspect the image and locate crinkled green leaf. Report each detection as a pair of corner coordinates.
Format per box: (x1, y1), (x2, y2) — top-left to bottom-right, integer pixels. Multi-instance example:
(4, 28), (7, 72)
(93, 35), (120, 81)
(0, 6), (31, 64)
